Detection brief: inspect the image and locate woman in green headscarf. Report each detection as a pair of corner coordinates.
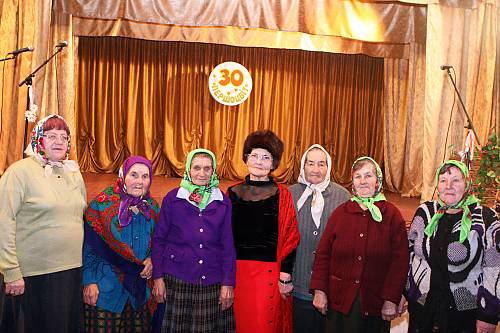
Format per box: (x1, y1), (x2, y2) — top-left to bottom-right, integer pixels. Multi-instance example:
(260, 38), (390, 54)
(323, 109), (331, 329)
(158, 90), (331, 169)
(405, 160), (500, 333)
(310, 156), (409, 333)
(151, 149), (237, 332)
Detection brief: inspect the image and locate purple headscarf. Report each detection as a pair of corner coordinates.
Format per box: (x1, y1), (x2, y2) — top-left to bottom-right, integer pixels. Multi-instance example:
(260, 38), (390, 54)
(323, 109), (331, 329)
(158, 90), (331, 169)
(117, 156), (153, 227)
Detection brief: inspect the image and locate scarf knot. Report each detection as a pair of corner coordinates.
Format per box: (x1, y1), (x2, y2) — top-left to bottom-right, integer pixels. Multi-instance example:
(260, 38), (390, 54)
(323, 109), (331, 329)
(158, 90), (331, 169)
(424, 195), (479, 243)
(351, 192), (386, 222)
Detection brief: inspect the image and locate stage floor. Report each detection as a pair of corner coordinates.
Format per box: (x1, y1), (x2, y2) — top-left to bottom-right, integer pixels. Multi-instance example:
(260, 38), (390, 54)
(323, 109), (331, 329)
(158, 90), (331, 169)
(82, 173), (421, 227)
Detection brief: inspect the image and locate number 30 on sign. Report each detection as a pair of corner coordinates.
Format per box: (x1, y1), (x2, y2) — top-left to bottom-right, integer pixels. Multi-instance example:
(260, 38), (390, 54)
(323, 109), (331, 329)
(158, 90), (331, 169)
(209, 62), (253, 106)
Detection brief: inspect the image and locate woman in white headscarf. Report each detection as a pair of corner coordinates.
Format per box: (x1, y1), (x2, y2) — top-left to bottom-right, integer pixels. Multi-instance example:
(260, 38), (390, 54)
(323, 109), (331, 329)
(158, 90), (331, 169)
(0, 115), (87, 333)
(288, 144), (350, 333)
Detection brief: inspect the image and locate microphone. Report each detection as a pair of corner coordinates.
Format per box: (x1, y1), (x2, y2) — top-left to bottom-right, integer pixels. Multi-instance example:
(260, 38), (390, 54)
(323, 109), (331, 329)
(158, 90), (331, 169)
(440, 65), (453, 70)
(8, 46), (34, 56)
(55, 41), (68, 48)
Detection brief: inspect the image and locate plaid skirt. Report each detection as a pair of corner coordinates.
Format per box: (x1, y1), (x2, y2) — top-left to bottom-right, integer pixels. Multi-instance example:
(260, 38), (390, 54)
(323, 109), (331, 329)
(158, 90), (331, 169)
(161, 274), (235, 333)
(84, 302), (151, 333)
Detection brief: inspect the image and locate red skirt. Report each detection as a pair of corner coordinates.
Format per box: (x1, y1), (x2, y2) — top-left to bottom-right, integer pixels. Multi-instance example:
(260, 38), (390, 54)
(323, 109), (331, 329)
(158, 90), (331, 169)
(233, 260), (292, 333)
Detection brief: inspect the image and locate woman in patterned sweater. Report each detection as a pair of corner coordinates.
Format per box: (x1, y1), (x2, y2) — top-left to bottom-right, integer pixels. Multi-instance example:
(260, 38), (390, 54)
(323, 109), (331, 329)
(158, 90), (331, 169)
(405, 160), (500, 333)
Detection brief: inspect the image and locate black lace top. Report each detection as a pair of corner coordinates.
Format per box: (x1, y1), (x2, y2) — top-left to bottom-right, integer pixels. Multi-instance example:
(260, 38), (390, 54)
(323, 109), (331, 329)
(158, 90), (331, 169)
(228, 176), (295, 273)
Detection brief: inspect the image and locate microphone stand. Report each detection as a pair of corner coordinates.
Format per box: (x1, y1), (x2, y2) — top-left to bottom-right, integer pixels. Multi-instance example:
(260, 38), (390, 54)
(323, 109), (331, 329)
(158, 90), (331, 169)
(444, 68), (481, 147)
(0, 55), (15, 62)
(18, 46), (65, 158)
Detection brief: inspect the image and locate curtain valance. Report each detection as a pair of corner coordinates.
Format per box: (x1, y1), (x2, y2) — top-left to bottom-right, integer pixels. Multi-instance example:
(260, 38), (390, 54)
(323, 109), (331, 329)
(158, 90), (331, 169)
(54, 0), (427, 59)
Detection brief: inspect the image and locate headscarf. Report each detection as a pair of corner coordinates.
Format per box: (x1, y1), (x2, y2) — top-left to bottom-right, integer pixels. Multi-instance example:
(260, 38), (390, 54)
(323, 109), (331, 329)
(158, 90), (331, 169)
(350, 156), (386, 222)
(180, 148), (219, 211)
(117, 156), (153, 228)
(424, 160), (479, 243)
(24, 114), (79, 176)
(296, 144), (332, 228)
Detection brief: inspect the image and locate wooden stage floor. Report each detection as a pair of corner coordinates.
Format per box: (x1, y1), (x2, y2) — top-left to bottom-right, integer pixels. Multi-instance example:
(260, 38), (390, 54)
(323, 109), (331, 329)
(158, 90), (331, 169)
(82, 173), (421, 227)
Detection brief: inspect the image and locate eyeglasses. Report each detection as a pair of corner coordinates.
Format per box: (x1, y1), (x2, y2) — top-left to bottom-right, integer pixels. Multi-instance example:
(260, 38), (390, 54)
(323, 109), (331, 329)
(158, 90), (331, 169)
(43, 134), (70, 142)
(246, 153), (273, 163)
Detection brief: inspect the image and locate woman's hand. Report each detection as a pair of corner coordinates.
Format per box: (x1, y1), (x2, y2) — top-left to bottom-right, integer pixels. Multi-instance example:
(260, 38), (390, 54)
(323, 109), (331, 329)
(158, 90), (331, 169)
(312, 290), (328, 315)
(5, 278), (25, 296)
(476, 320), (497, 333)
(397, 295), (408, 315)
(219, 285), (234, 310)
(140, 258), (152, 279)
(278, 272), (293, 300)
(381, 300), (398, 321)
(83, 284), (99, 306)
(152, 278), (166, 303)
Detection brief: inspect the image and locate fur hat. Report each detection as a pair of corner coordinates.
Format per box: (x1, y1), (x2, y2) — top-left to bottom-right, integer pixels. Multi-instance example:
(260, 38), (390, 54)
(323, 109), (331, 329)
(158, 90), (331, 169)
(243, 130), (284, 170)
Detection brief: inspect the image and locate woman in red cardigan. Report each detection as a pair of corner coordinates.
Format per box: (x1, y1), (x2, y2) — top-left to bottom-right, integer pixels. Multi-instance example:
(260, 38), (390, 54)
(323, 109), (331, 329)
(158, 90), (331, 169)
(228, 130), (300, 333)
(310, 156), (408, 333)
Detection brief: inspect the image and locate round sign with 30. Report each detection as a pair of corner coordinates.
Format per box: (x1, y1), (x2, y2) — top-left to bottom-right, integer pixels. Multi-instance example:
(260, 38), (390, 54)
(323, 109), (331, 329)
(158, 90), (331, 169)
(209, 62), (252, 106)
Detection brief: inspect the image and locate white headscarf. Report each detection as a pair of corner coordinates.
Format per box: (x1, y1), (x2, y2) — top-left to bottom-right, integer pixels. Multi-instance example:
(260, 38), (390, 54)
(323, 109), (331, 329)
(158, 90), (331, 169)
(296, 144), (332, 228)
(24, 114), (79, 177)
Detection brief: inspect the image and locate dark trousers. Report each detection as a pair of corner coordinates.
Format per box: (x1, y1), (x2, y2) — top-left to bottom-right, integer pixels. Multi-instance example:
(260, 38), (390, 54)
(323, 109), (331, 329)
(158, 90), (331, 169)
(0, 268), (84, 333)
(292, 297), (326, 333)
(408, 314), (476, 333)
(408, 301), (476, 333)
(325, 295), (390, 333)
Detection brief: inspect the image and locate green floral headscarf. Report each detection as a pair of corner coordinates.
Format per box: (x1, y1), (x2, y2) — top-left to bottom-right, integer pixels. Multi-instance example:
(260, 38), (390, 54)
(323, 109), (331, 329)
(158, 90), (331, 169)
(424, 160), (479, 243)
(180, 149), (219, 210)
(350, 156), (386, 222)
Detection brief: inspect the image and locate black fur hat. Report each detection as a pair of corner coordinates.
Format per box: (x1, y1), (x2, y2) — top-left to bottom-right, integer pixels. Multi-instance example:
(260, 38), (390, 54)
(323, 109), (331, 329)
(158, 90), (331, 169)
(243, 130), (284, 170)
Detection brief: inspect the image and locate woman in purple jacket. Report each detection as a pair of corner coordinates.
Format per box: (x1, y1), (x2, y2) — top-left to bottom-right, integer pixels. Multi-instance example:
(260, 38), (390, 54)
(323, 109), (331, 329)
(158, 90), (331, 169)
(151, 148), (236, 332)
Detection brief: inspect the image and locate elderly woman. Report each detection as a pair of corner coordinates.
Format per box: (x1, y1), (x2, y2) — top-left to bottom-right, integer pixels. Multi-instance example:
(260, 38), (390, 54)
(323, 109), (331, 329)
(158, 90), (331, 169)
(83, 156), (161, 332)
(310, 156), (408, 333)
(151, 149), (236, 332)
(288, 144), (350, 333)
(0, 115), (87, 332)
(405, 160), (500, 333)
(228, 130), (300, 333)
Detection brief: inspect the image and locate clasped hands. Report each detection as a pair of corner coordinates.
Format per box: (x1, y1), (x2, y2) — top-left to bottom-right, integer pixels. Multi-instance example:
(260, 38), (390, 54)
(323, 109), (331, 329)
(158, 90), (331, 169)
(83, 258), (152, 306)
(313, 291), (408, 320)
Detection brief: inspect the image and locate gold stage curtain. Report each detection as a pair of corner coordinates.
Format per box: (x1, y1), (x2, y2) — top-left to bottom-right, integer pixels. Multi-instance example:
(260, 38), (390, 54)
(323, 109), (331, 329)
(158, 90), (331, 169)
(421, 0), (498, 200)
(54, 0), (426, 59)
(0, 1), (75, 175)
(0, 0), (36, 173)
(76, 37), (384, 185)
(2, 1), (497, 199)
(383, 42), (426, 197)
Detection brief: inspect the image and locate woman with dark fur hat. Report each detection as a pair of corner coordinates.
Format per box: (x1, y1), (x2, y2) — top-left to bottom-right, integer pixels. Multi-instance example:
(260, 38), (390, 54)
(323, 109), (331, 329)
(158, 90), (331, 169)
(228, 130), (300, 333)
